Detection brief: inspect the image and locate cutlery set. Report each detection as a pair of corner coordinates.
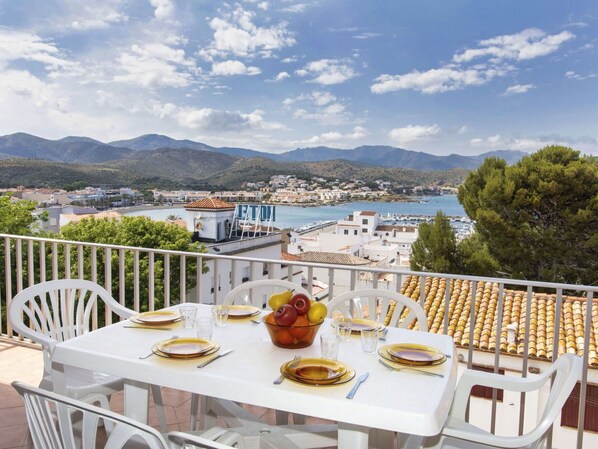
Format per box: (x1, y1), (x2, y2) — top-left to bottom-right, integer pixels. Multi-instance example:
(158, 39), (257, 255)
(273, 355), (301, 384)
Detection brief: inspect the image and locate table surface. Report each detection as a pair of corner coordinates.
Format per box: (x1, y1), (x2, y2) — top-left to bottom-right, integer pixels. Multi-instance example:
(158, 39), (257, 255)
(52, 304), (458, 436)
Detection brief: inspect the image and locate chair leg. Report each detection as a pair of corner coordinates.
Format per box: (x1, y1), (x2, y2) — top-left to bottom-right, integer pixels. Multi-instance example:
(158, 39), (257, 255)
(151, 385), (167, 433)
(190, 393), (199, 431)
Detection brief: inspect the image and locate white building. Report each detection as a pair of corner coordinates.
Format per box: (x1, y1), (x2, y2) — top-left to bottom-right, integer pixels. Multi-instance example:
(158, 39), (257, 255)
(183, 198), (301, 304)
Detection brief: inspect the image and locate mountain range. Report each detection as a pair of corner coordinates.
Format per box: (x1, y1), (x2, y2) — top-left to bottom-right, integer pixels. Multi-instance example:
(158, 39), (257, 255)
(0, 132), (527, 170)
(0, 132), (528, 190)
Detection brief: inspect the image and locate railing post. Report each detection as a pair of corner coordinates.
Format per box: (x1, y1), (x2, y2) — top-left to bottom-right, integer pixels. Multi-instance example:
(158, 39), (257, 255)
(519, 285), (533, 435)
(148, 252), (155, 311)
(577, 292), (593, 449)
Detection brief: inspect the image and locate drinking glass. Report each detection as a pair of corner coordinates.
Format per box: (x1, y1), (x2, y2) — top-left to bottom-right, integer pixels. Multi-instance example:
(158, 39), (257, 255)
(195, 317), (213, 340)
(212, 305), (229, 327)
(179, 305), (197, 329)
(320, 333), (339, 360)
(334, 317), (353, 342)
(360, 328), (379, 353)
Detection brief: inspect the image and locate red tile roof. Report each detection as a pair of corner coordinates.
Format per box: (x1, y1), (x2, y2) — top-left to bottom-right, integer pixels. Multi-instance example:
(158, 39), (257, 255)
(392, 276), (598, 367)
(281, 252), (301, 261)
(185, 197), (236, 210)
(360, 211), (376, 216)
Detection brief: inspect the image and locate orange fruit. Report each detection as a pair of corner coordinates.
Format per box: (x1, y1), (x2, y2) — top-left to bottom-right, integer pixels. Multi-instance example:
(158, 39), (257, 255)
(275, 329), (294, 346)
(289, 316), (310, 339)
(265, 312), (277, 325)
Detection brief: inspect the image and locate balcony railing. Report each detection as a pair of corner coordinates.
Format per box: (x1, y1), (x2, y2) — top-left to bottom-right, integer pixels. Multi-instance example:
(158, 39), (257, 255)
(1, 233), (596, 448)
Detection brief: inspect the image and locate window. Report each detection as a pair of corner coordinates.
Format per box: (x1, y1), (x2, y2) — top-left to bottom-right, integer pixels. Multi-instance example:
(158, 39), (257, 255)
(344, 229), (349, 235)
(362, 228), (368, 233)
(470, 365), (504, 401)
(362, 219), (368, 225)
(561, 383), (598, 432)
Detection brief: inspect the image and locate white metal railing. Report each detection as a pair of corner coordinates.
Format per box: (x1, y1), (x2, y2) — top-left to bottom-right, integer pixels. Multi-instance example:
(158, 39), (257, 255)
(1, 233), (596, 448)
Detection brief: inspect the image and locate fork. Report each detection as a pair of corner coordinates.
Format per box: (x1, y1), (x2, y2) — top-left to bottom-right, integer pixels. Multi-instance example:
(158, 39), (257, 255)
(273, 355), (301, 384)
(378, 359), (444, 378)
(138, 335), (179, 359)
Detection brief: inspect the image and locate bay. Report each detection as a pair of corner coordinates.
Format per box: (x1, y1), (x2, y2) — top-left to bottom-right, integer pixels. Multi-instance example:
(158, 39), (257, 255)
(122, 195), (465, 231)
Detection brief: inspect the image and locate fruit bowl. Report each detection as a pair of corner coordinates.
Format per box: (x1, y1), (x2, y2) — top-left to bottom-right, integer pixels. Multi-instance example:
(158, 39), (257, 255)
(263, 316), (324, 349)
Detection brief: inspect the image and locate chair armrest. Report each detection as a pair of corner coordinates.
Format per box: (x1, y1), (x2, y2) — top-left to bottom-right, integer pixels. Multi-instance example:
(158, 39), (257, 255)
(443, 419), (545, 448)
(167, 430), (243, 449)
(450, 368), (550, 420)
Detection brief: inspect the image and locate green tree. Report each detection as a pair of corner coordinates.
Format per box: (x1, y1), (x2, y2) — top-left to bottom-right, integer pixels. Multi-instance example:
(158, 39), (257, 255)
(458, 146), (598, 284)
(458, 232), (500, 277)
(410, 211), (459, 273)
(58, 216), (207, 314)
(0, 194), (41, 235)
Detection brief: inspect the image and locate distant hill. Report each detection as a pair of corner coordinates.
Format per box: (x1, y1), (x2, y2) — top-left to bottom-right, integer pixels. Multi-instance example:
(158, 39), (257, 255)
(109, 134), (266, 159)
(275, 145), (528, 170)
(0, 132), (528, 172)
(0, 133), (133, 163)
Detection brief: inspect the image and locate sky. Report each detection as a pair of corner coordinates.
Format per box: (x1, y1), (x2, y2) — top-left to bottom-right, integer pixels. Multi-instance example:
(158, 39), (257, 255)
(0, 0), (596, 156)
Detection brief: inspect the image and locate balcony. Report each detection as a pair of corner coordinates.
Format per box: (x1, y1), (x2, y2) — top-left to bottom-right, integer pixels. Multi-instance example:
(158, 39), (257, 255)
(1, 233), (597, 448)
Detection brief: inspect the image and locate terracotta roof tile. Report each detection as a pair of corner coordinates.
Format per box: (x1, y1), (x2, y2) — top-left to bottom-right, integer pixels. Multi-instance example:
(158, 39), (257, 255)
(394, 276), (598, 367)
(297, 251), (370, 266)
(281, 252), (300, 261)
(185, 197), (236, 210)
(376, 225), (418, 232)
(359, 211), (376, 216)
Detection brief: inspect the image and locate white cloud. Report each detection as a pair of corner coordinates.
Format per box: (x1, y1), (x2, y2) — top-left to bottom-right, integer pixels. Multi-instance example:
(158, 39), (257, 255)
(372, 28), (573, 95)
(565, 70), (596, 80)
(388, 124), (441, 145)
(0, 29), (75, 70)
(298, 126), (367, 145)
(372, 66), (507, 94)
(157, 105), (285, 132)
(469, 134), (598, 152)
(281, 3), (308, 13)
(296, 59), (356, 85)
(457, 126), (468, 134)
(281, 56), (298, 63)
(212, 60), (261, 76)
(114, 43), (196, 88)
(272, 71), (290, 81)
(353, 32), (382, 40)
(257, 2), (269, 11)
(503, 84), (535, 95)
(284, 91), (350, 124)
(71, 8), (128, 31)
(453, 28), (574, 63)
(199, 6), (295, 60)
(150, 0), (175, 21)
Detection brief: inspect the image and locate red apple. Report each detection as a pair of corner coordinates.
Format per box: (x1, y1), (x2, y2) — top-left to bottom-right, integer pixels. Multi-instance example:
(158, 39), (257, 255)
(289, 293), (311, 315)
(274, 304), (298, 326)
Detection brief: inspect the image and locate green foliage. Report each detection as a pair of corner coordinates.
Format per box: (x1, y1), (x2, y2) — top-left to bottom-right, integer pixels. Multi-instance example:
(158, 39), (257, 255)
(458, 146), (598, 284)
(57, 216), (207, 317)
(410, 211), (459, 273)
(457, 232), (500, 277)
(0, 194), (42, 235)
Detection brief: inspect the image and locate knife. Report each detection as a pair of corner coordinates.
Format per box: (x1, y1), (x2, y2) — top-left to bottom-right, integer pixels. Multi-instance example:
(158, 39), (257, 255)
(197, 348), (234, 368)
(346, 372), (369, 399)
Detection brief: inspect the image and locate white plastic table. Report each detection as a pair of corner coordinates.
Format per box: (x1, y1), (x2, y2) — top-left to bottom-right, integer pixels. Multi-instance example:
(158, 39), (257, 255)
(52, 304), (458, 449)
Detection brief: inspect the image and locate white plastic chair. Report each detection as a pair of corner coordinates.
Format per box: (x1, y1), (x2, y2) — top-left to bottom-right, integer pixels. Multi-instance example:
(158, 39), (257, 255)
(421, 354), (583, 449)
(326, 288), (428, 331)
(8, 279), (166, 431)
(12, 381), (248, 449)
(222, 279), (311, 309)
(192, 280), (313, 430)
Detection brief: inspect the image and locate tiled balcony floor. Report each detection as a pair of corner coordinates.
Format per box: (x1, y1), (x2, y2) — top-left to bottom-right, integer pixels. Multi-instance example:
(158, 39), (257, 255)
(0, 338), (332, 449)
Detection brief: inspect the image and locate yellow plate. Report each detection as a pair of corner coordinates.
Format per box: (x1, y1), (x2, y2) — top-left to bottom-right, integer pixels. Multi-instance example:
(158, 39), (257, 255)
(154, 338), (216, 358)
(227, 305), (261, 318)
(350, 318), (385, 334)
(131, 311), (181, 325)
(379, 344), (446, 366)
(282, 358), (348, 384)
(284, 367), (356, 386)
(152, 342), (220, 359)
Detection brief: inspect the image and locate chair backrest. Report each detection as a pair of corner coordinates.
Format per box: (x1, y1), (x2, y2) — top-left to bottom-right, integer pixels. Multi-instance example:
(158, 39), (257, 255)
(326, 288), (428, 331)
(223, 279), (311, 309)
(12, 381), (168, 449)
(530, 354), (583, 448)
(8, 279), (133, 376)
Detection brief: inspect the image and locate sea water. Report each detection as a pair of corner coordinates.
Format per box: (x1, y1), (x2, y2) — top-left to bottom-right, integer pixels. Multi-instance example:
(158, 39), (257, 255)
(122, 195), (465, 231)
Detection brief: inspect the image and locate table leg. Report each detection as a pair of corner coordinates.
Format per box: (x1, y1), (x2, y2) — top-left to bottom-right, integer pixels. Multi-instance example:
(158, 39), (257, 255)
(124, 380), (150, 424)
(338, 422), (369, 449)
